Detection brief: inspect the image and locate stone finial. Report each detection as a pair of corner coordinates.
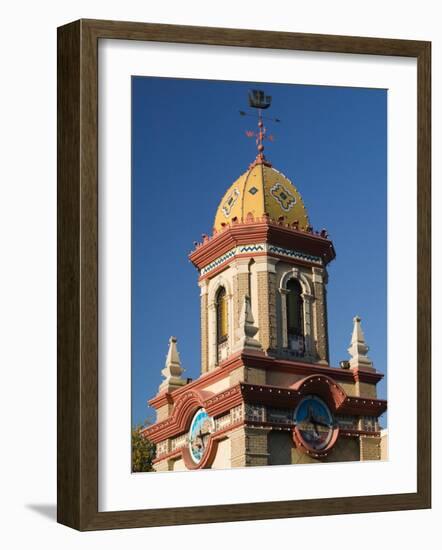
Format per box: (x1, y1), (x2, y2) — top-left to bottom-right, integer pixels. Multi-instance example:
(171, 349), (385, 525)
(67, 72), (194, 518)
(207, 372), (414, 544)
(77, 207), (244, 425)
(233, 296), (262, 352)
(158, 336), (187, 393)
(347, 316), (374, 370)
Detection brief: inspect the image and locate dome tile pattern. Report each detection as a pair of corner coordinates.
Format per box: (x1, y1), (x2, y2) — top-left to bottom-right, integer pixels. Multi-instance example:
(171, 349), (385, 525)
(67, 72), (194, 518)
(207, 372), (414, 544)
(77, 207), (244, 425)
(214, 163), (309, 232)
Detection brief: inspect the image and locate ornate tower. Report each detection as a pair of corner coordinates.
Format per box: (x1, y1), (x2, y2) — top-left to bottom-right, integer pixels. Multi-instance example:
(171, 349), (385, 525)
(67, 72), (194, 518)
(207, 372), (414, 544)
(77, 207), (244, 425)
(193, 157), (334, 373)
(143, 91), (387, 470)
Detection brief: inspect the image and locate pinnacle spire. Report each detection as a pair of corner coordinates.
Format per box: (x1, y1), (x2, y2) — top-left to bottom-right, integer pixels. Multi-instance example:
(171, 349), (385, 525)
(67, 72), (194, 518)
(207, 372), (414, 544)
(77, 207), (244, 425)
(158, 336), (187, 392)
(233, 295), (262, 352)
(347, 316), (374, 370)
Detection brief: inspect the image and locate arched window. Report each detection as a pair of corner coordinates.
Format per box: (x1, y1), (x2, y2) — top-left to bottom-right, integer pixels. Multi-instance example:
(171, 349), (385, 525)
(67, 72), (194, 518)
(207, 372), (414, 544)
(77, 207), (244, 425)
(286, 279), (304, 353)
(216, 287), (228, 344)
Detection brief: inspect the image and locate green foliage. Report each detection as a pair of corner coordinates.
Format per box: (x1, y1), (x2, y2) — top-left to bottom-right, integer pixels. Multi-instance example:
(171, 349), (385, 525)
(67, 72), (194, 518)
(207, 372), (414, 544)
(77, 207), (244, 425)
(131, 424), (156, 473)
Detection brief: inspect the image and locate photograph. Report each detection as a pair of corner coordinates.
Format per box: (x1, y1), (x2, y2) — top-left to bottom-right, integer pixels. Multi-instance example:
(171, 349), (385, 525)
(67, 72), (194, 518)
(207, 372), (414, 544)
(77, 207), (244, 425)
(1, 0), (433, 541)
(131, 77), (388, 472)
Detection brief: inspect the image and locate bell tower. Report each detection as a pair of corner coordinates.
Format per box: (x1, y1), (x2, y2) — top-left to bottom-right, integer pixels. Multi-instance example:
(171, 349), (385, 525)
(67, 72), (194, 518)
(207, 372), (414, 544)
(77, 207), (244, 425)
(194, 192), (334, 372)
(143, 91), (387, 471)
(191, 91), (334, 375)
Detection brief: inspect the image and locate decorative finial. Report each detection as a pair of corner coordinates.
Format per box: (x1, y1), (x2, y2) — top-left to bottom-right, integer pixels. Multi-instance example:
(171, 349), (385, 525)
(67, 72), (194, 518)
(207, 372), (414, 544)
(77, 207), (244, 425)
(240, 89), (280, 168)
(347, 316), (374, 370)
(233, 295), (262, 352)
(158, 336), (187, 392)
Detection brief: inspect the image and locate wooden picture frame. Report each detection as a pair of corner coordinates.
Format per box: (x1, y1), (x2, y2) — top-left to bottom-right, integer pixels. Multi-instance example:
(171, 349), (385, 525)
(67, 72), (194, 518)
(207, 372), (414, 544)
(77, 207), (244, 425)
(57, 18), (431, 531)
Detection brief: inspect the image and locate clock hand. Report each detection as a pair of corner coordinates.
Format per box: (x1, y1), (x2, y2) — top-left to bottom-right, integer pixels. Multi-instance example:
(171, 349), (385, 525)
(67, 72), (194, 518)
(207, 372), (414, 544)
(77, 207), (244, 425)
(313, 418), (331, 429)
(198, 428), (211, 451)
(312, 421), (319, 436)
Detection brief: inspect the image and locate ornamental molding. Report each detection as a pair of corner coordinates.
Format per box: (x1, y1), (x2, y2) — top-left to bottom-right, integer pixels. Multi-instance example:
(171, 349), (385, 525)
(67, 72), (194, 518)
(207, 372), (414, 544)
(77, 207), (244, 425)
(200, 243), (322, 276)
(269, 245), (322, 265)
(207, 273), (233, 303)
(143, 389), (211, 444)
(279, 267), (314, 296)
(239, 375), (347, 412)
(189, 220), (335, 272)
(145, 374), (386, 445)
(145, 385), (244, 444)
(200, 249), (236, 276)
(148, 351), (384, 413)
(148, 376), (386, 467)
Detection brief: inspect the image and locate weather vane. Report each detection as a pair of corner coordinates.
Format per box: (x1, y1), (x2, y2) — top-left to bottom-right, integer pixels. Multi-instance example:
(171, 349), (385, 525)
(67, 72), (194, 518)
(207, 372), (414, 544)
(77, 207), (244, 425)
(240, 89), (281, 165)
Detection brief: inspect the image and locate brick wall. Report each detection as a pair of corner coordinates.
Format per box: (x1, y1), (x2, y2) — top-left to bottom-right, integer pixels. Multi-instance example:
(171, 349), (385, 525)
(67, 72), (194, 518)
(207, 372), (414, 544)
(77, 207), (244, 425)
(360, 435), (381, 460)
(229, 366), (246, 385)
(326, 437), (359, 462)
(257, 271), (277, 351)
(380, 430), (388, 460)
(245, 427), (270, 466)
(156, 403), (173, 422)
(153, 458), (172, 472)
(268, 431), (293, 465)
(292, 437), (360, 464)
(200, 291), (208, 373)
(230, 426), (247, 468)
(245, 366), (267, 384)
(233, 271), (249, 334)
(356, 381), (378, 399)
(313, 280), (329, 363)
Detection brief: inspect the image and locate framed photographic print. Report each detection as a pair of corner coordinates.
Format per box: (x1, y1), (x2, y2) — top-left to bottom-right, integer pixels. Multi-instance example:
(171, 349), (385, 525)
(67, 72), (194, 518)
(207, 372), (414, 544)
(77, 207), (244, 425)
(57, 19), (431, 530)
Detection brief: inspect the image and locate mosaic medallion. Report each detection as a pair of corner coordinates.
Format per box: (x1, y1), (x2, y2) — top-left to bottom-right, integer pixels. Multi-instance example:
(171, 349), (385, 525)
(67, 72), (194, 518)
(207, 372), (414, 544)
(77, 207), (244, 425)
(222, 188), (240, 217)
(270, 182), (297, 211)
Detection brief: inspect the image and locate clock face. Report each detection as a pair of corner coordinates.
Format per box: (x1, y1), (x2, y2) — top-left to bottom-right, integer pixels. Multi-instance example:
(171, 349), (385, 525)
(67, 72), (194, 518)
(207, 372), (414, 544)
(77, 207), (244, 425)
(188, 409), (215, 464)
(294, 395), (334, 451)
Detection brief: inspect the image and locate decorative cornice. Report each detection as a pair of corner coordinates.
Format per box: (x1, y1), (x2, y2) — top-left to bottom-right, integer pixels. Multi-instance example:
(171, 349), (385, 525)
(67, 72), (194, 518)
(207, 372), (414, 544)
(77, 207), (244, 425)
(148, 390), (174, 410)
(199, 242), (322, 277)
(268, 244), (322, 264)
(339, 396), (387, 416)
(147, 351), (384, 412)
(189, 219), (335, 271)
(205, 385), (243, 417)
(200, 248), (237, 275)
(144, 375), (387, 444)
(352, 367), (384, 384)
(199, 251), (324, 282)
(340, 429), (382, 438)
(240, 351), (384, 384)
(143, 388), (213, 443)
(239, 375), (347, 412)
(146, 386), (243, 444)
(148, 351), (245, 410)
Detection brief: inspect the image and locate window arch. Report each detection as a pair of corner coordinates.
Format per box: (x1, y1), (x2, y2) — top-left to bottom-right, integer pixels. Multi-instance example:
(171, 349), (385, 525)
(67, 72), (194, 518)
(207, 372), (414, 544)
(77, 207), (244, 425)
(286, 279), (304, 353)
(216, 287), (228, 344)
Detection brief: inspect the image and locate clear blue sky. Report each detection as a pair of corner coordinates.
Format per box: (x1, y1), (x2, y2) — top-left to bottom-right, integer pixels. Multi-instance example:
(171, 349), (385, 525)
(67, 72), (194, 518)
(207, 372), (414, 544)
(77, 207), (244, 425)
(131, 77), (387, 428)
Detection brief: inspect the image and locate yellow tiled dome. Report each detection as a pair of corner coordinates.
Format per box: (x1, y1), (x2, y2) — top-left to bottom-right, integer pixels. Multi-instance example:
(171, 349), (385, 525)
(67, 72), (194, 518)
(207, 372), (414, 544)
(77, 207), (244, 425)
(214, 162), (309, 232)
